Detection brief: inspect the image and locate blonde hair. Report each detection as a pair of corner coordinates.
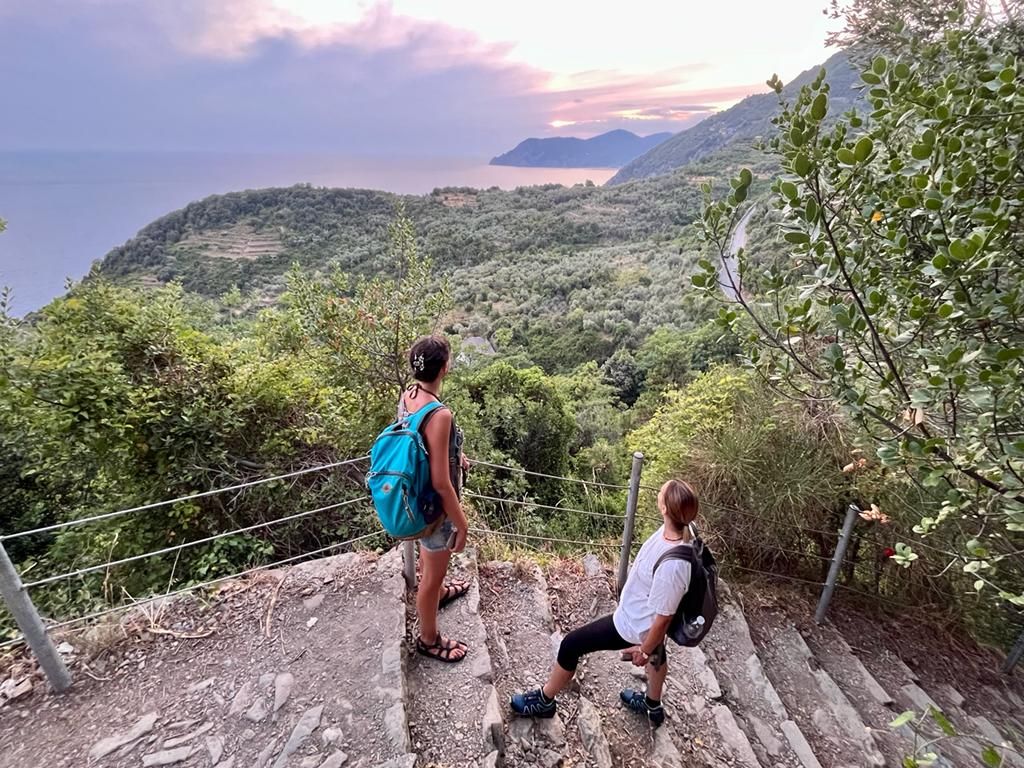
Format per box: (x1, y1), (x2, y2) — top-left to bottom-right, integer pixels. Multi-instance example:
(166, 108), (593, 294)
(660, 479), (699, 529)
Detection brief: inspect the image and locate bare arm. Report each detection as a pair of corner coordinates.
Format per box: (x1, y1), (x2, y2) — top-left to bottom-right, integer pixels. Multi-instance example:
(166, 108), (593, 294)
(641, 614), (673, 656)
(629, 614), (674, 666)
(422, 408), (468, 547)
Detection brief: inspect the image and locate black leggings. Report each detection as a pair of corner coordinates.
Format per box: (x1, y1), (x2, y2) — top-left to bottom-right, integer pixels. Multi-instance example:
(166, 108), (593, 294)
(556, 614), (632, 671)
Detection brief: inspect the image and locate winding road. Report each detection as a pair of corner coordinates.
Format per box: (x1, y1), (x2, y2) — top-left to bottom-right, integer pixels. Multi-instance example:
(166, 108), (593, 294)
(719, 205), (755, 302)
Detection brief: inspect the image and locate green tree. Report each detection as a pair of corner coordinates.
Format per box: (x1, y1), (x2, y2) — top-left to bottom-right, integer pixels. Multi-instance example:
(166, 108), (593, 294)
(284, 205), (452, 408)
(600, 348), (646, 406)
(695, 6), (1024, 603)
(455, 362), (575, 481)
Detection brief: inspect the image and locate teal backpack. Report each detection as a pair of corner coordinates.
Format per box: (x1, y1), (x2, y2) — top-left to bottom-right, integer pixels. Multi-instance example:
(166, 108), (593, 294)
(367, 401), (446, 539)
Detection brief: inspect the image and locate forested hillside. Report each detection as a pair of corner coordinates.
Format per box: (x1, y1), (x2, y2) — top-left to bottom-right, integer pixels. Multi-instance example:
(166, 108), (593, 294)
(94, 160), (760, 369)
(609, 51), (860, 184)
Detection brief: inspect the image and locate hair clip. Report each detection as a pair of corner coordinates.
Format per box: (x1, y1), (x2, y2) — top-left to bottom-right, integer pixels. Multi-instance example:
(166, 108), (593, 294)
(412, 354), (426, 372)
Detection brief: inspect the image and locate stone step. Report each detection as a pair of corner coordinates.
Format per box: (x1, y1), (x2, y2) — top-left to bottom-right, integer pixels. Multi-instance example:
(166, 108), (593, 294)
(545, 554), (683, 768)
(756, 625), (886, 767)
(700, 593), (818, 768)
(797, 619), (917, 765)
(664, 643), (763, 768)
(404, 548), (497, 767)
(895, 683), (989, 767)
(925, 681), (1024, 765)
(478, 560), (581, 768)
(77, 549), (414, 768)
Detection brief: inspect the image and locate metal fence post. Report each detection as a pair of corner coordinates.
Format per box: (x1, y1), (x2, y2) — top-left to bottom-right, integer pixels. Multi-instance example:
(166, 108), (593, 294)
(0, 540), (72, 692)
(617, 452), (644, 597)
(815, 503), (860, 625)
(402, 540), (416, 590)
(1004, 626), (1024, 674)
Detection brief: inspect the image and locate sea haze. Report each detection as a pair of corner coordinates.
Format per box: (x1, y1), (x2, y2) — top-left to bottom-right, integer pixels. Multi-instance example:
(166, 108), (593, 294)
(0, 152), (615, 314)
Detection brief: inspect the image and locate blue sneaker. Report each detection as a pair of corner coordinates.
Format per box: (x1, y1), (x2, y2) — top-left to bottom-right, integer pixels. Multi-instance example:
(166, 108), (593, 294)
(510, 688), (557, 718)
(620, 688), (665, 727)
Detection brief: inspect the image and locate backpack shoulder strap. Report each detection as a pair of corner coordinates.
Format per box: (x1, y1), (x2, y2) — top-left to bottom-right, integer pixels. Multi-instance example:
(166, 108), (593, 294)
(403, 400), (445, 431)
(653, 542), (702, 573)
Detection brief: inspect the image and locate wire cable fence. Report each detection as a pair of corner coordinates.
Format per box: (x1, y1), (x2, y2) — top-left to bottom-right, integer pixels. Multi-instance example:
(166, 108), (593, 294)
(0, 456), (370, 544)
(469, 459), (634, 491)
(0, 529), (385, 652)
(3, 449), (1017, 683)
(0, 458), (376, 661)
(20, 497), (372, 591)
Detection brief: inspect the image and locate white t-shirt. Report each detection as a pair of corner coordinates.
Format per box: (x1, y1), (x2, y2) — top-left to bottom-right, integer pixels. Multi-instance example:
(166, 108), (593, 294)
(613, 526), (692, 645)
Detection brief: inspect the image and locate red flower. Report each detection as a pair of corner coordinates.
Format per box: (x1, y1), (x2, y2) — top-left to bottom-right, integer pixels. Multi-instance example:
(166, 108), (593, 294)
(883, 547), (896, 558)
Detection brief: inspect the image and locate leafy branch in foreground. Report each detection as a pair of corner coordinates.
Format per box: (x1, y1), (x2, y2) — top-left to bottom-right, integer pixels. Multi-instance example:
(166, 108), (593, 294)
(694, 9), (1024, 603)
(890, 706), (1020, 767)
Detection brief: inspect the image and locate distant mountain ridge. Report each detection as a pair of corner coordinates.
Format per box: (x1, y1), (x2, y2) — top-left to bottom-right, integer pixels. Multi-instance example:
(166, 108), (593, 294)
(608, 52), (859, 184)
(490, 129), (673, 169)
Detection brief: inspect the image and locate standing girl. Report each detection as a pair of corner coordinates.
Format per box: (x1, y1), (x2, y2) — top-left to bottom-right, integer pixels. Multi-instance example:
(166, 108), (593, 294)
(400, 336), (473, 663)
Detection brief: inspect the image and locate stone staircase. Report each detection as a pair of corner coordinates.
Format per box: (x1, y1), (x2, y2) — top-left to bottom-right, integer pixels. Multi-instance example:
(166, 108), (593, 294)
(2, 546), (1023, 768)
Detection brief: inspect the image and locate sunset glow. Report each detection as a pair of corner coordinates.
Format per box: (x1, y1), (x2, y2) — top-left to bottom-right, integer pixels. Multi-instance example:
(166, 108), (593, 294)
(1, 0), (839, 153)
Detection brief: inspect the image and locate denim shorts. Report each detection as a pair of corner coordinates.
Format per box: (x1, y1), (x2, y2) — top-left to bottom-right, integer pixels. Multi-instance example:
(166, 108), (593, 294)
(420, 518), (454, 552)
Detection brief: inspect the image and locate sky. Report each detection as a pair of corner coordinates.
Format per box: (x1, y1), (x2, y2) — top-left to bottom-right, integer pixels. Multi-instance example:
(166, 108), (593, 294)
(0, 0), (838, 157)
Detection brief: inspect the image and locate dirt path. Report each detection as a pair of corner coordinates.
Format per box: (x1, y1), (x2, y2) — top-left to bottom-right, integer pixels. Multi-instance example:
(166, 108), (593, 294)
(0, 551), (411, 768)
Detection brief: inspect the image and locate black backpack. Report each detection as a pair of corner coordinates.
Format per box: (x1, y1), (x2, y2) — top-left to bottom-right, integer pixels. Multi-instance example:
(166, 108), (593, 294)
(652, 527), (719, 647)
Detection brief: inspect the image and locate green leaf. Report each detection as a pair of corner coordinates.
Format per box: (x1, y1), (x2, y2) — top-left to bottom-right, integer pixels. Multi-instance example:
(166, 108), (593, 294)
(912, 144), (933, 160)
(739, 168), (753, 186)
(794, 154), (812, 177)
(872, 56), (888, 75)
(855, 137), (874, 162)
(894, 62), (911, 79)
(949, 240), (969, 261)
(898, 196), (917, 209)
(890, 711), (916, 728)
(862, 71), (882, 85)
(928, 706), (956, 737)
(784, 231), (810, 245)
(780, 181), (799, 200)
(838, 148), (857, 165)
(981, 745), (1003, 767)
(811, 93), (828, 121)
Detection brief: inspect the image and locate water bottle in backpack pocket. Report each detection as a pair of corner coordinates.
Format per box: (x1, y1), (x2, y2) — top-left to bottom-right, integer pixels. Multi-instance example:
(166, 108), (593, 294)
(367, 401), (446, 540)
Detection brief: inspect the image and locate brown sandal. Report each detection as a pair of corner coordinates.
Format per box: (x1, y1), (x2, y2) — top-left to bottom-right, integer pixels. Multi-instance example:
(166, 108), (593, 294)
(438, 579), (470, 609)
(416, 633), (468, 663)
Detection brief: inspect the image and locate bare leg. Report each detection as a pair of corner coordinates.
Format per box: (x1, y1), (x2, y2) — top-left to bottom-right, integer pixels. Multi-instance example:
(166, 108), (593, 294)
(646, 658), (668, 701)
(418, 547), (451, 644)
(541, 665), (575, 700)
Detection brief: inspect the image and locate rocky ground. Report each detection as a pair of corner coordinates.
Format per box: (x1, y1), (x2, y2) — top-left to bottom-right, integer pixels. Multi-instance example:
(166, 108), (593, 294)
(2, 548), (1022, 768)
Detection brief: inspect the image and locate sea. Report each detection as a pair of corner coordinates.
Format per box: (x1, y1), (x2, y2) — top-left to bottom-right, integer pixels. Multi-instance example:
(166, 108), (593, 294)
(0, 151), (616, 315)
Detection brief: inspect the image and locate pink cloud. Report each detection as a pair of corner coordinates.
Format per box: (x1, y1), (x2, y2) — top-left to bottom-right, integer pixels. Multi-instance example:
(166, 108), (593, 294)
(1, 0), (765, 152)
